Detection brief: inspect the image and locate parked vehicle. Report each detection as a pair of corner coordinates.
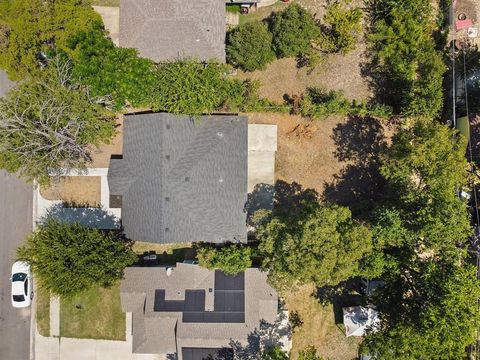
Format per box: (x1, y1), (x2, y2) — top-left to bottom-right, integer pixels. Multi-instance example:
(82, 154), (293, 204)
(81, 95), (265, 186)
(11, 261), (33, 308)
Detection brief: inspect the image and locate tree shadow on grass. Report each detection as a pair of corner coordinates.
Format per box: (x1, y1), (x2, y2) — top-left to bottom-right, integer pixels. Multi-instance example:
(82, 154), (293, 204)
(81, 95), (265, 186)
(322, 116), (387, 216)
(315, 279), (364, 326)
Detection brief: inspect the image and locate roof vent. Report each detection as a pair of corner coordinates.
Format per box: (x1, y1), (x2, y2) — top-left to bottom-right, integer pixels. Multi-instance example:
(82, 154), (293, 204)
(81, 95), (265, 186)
(217, 131), (224, 138)
(185, 177), (190, 182)
(166, 124), (171, 130)
(165, 155), (170, 160)
(165, 227), (170, 232)
(166, 267), (174, 276)
(219, 177), (224, 183)
(165, 197), (170, 202)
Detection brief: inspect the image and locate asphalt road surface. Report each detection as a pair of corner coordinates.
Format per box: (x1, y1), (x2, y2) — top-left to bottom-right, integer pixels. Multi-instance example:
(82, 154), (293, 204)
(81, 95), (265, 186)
(0, 71), (33, 360)
(0, 171), (33, 360)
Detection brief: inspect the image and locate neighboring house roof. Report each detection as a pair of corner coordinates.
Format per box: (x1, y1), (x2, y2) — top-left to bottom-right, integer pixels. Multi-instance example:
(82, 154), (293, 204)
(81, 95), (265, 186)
(119, 0), (226, 62)
(107, 112), (248, 244)
(120, 264), (278, 358)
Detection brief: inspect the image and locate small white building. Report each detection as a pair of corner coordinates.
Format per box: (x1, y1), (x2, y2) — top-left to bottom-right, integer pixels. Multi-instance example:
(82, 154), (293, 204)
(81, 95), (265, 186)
(343, 306), (379, 337)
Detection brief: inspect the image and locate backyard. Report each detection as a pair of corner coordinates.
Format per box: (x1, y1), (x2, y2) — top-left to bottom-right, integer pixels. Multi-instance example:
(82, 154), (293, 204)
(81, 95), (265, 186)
(284, 284), (361, 360)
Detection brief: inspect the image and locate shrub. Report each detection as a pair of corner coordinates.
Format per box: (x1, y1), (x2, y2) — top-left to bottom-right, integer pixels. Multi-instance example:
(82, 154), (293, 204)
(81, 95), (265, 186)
(319, 1), (362, 54)
(17, 219), (137, 298)
(68, 27), (157, 110)
(270, 4), (320, 58)
(196, 243), (252, 276)
(151, 59), (229, 116)
(227, 21), (276, 71)
(299, 87), (392, 119)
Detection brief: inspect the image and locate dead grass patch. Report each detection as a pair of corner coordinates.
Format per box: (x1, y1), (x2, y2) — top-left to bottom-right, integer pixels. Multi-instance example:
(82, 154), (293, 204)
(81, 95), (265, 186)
(40, 177), (101, 207)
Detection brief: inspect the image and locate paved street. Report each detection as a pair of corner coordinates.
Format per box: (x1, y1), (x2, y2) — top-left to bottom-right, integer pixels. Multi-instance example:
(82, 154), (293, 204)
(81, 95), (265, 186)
(0, 70), (33, 360)
(0, 171), (33, 360)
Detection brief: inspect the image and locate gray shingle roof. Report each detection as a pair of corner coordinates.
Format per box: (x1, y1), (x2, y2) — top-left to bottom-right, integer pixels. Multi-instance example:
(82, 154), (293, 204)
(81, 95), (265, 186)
(120, 264), (278, 357)
(119, 0), (226, 62)
(108, 112), (248, 244)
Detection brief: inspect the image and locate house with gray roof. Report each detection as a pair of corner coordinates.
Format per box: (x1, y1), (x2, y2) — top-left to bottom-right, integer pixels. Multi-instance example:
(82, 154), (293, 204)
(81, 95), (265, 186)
(107, 112), (248, 244)
(121, 263), (279, 359)
(119, 0), (226, 62)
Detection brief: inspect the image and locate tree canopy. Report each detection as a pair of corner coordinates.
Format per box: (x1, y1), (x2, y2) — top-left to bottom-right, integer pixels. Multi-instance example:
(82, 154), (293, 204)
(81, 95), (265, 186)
(367, 0), (446, 117)
(258, 203), (372, 289)
(0, 0), (101, 80)
(226, 21), (276, 71)
(0, 61), (116, 184)
(67, 26), (157, 110)
(17, 219), (137, 298)
(362, 260), (480, 359)
(196, 243), (252, 276)
(380, 119), (471, 253)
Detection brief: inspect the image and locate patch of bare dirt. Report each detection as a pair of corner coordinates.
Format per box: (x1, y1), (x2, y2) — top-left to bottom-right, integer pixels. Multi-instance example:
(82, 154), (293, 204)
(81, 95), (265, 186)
(247, 112), (392, 206)
(89, 115), (124, 168)
(40, 177), (101, 207)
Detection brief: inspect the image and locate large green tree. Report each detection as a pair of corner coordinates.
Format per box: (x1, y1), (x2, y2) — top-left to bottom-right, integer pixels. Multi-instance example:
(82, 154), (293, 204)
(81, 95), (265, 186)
(0, 0), (101, 80)
(270, 4), (320, 58)
(227, 21), (276, 71)
(17, 219), (137, 298)
(368, 0), (446, 117)
(362, 260), (480, 359)
(0, 62), (116, 184)
(380, 119), (471, 253)
(67, 26), (157, 110)
(258, 203), (372, 289)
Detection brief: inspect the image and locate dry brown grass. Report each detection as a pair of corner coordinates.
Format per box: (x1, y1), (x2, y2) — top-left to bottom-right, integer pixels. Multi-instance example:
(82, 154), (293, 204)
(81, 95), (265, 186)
(89, 115), (124, 168)
(284, 284), (361, 360)
(40, 177), (101, 207)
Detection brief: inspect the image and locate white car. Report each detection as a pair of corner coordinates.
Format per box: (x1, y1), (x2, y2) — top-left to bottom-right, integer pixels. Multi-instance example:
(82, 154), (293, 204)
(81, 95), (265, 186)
(11, 261), (33, 308)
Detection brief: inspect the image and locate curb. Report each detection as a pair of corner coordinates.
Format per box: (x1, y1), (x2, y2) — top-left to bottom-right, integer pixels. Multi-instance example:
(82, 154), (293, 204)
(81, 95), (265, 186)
(30, 181), (38, 360)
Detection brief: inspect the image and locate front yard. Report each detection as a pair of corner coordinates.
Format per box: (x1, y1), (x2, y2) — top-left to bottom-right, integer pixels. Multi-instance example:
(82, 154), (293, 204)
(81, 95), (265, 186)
(60, 283), (125, 341)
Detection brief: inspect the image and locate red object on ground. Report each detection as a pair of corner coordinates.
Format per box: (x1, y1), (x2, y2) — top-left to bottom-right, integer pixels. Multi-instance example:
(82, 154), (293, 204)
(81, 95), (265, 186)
(456, 18), (473, 31)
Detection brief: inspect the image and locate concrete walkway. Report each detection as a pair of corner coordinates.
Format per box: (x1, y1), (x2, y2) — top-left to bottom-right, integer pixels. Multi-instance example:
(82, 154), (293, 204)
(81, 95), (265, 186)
(36, 168), (121, 228)
(50, 296), (60, 337)
(34, 310), (164, 360)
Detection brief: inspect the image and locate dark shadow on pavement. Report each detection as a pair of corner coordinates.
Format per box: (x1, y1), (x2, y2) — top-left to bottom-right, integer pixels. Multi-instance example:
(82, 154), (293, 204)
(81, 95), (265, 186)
(40, 202), (120, 229)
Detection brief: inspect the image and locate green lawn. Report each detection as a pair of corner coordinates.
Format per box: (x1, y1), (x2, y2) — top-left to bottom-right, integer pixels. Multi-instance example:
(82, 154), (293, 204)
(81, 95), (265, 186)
(60, 283), (125, 340)
(36, 285), (50, 337)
